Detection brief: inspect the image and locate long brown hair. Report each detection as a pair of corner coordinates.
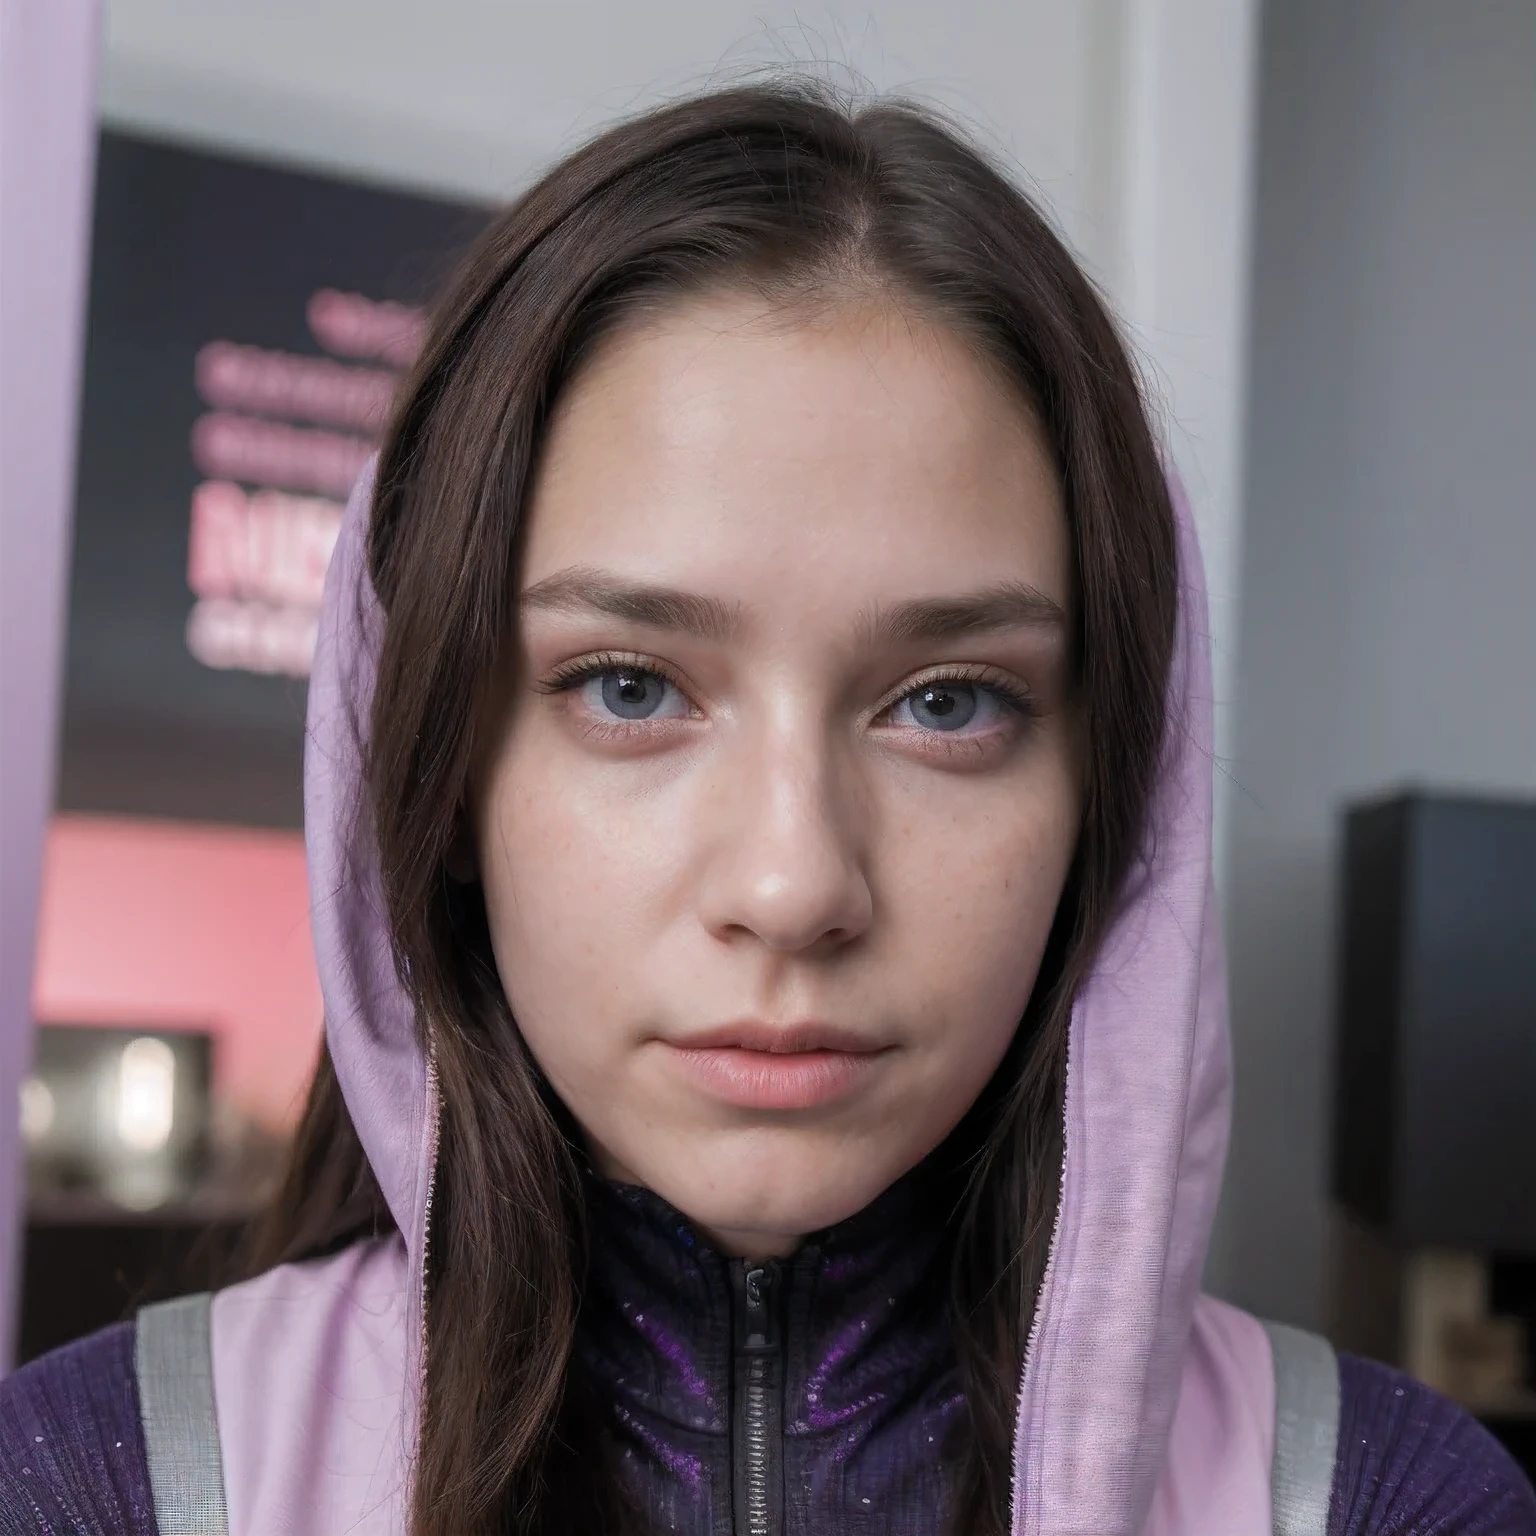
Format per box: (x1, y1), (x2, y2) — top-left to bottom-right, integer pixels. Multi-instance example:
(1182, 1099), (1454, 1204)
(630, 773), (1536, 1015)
(248, 79), (1178, 1536)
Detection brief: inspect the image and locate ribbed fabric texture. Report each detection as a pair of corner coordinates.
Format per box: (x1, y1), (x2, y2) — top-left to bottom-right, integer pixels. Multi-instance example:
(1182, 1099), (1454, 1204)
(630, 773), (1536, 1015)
(2, 1319), (1534, 1533)
(1269, 1321), (1342, 1534)
(1331, 1353), (1536, 1535)
(0, 1321), (156, 1536)
(135, 1295), (229, 1536)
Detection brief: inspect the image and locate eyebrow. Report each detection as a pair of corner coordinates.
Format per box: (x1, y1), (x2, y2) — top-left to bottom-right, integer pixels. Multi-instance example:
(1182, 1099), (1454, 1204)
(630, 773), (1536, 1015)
(865, 582), (1068, 644)
(518, 566), (739, 642)
(517, 566), (1066, 646)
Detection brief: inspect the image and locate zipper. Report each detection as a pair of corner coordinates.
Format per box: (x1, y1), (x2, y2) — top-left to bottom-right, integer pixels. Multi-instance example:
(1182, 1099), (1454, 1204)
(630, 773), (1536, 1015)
(730, 1257), (784, 1536)
(415, 1048), (442, 1405)
(1008, 1090), (1070, 1536)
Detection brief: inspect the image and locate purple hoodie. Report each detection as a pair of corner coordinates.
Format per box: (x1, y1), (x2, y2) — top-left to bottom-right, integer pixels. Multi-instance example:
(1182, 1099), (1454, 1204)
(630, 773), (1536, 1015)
(1, 462), (1532, 1536)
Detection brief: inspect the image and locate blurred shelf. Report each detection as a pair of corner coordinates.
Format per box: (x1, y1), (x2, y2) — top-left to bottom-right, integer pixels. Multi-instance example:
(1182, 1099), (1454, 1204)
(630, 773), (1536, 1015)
(16, 1195), (259, 1367)
(26, 1187), (264, 1227)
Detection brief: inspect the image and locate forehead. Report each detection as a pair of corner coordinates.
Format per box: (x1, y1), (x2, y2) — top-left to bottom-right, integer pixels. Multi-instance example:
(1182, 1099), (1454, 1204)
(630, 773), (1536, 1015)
(520, 293), (1069, 618)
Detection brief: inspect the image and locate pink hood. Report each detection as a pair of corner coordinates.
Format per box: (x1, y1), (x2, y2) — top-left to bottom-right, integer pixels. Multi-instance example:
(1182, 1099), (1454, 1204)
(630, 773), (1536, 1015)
(208, 459), (1273, 1534)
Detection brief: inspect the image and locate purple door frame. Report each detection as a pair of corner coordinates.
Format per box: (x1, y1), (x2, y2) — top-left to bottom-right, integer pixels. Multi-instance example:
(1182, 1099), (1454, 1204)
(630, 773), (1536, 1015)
(0, 0), (101, 1370)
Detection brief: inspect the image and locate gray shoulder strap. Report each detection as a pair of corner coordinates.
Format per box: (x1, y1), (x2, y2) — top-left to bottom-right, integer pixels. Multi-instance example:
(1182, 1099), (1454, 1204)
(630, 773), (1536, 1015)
(1264, 1320), (1341, 1536)
(135, 1292), (231, 1536)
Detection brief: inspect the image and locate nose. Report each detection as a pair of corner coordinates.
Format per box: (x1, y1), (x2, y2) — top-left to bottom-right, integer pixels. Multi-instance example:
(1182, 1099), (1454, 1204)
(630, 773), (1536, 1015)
(696, 726), (873, 956)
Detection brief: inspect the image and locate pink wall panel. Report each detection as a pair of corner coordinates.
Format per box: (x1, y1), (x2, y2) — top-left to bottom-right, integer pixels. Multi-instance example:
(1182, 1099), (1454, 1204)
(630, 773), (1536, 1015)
(32, 815), (321, 1131)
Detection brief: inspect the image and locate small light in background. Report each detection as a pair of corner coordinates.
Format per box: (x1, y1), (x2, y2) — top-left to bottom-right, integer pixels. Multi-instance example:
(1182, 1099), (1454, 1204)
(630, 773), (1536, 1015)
(115, 1036), (177, 1153)
(27, 1024), (211, 1211)
(19, 1077), (56, 1144)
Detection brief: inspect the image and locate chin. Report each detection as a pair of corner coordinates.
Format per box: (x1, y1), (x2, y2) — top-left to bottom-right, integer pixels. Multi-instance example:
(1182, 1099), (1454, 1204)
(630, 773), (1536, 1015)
(641, 1135), (912, 1253)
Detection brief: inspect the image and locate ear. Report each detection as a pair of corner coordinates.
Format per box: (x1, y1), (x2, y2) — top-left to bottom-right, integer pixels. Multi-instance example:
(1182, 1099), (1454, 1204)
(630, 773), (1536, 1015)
(444, 807), (478, 884)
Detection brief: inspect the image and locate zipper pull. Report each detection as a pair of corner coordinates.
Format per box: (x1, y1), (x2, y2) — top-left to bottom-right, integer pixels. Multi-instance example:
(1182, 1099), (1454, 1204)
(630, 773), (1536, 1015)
(735, 1258), (781, 1352)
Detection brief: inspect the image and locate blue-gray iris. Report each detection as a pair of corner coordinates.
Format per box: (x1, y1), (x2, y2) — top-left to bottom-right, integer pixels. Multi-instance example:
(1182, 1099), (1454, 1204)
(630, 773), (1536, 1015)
(603, 669), (668, 719)
(909, 684), (977, 730)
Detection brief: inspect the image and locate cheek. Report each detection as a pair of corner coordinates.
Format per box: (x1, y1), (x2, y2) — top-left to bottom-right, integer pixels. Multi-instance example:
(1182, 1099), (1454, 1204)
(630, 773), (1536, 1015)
(474, 739), (683, 1076)
(883, 749), (1080, 1077)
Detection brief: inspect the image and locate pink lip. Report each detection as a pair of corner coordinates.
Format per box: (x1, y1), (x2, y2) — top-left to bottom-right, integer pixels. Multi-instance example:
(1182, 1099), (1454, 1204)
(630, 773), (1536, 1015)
(664, 1022), (891, 1110)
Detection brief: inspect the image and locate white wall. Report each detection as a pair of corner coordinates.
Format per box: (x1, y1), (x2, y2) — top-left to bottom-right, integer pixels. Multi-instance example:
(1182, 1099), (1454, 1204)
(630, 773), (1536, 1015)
(1210, 0), (1536, 1327)
(102, 2), (1098, 241)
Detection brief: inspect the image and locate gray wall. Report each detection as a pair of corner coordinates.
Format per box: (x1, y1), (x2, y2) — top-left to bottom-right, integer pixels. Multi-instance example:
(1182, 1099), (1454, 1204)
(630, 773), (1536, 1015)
(1209, 0), (1536, 1327)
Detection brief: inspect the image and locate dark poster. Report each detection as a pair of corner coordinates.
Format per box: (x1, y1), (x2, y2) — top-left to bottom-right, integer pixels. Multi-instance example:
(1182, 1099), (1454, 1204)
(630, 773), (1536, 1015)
(57, 130), (489, 829)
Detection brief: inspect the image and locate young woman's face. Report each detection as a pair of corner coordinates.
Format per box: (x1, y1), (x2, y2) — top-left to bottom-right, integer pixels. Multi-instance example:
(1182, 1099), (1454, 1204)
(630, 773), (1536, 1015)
(475, 292), (1081, 1257)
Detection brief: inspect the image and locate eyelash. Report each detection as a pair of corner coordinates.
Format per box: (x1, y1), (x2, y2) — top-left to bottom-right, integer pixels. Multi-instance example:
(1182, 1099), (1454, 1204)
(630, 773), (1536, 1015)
(536, 650), (1039, 744)
(537, 651), (692, 703)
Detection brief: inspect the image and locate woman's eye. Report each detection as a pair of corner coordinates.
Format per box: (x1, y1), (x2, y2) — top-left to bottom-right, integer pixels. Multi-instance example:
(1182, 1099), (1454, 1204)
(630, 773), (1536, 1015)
(889, 680), (1011, 733)
(579, 667), (688, 722)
